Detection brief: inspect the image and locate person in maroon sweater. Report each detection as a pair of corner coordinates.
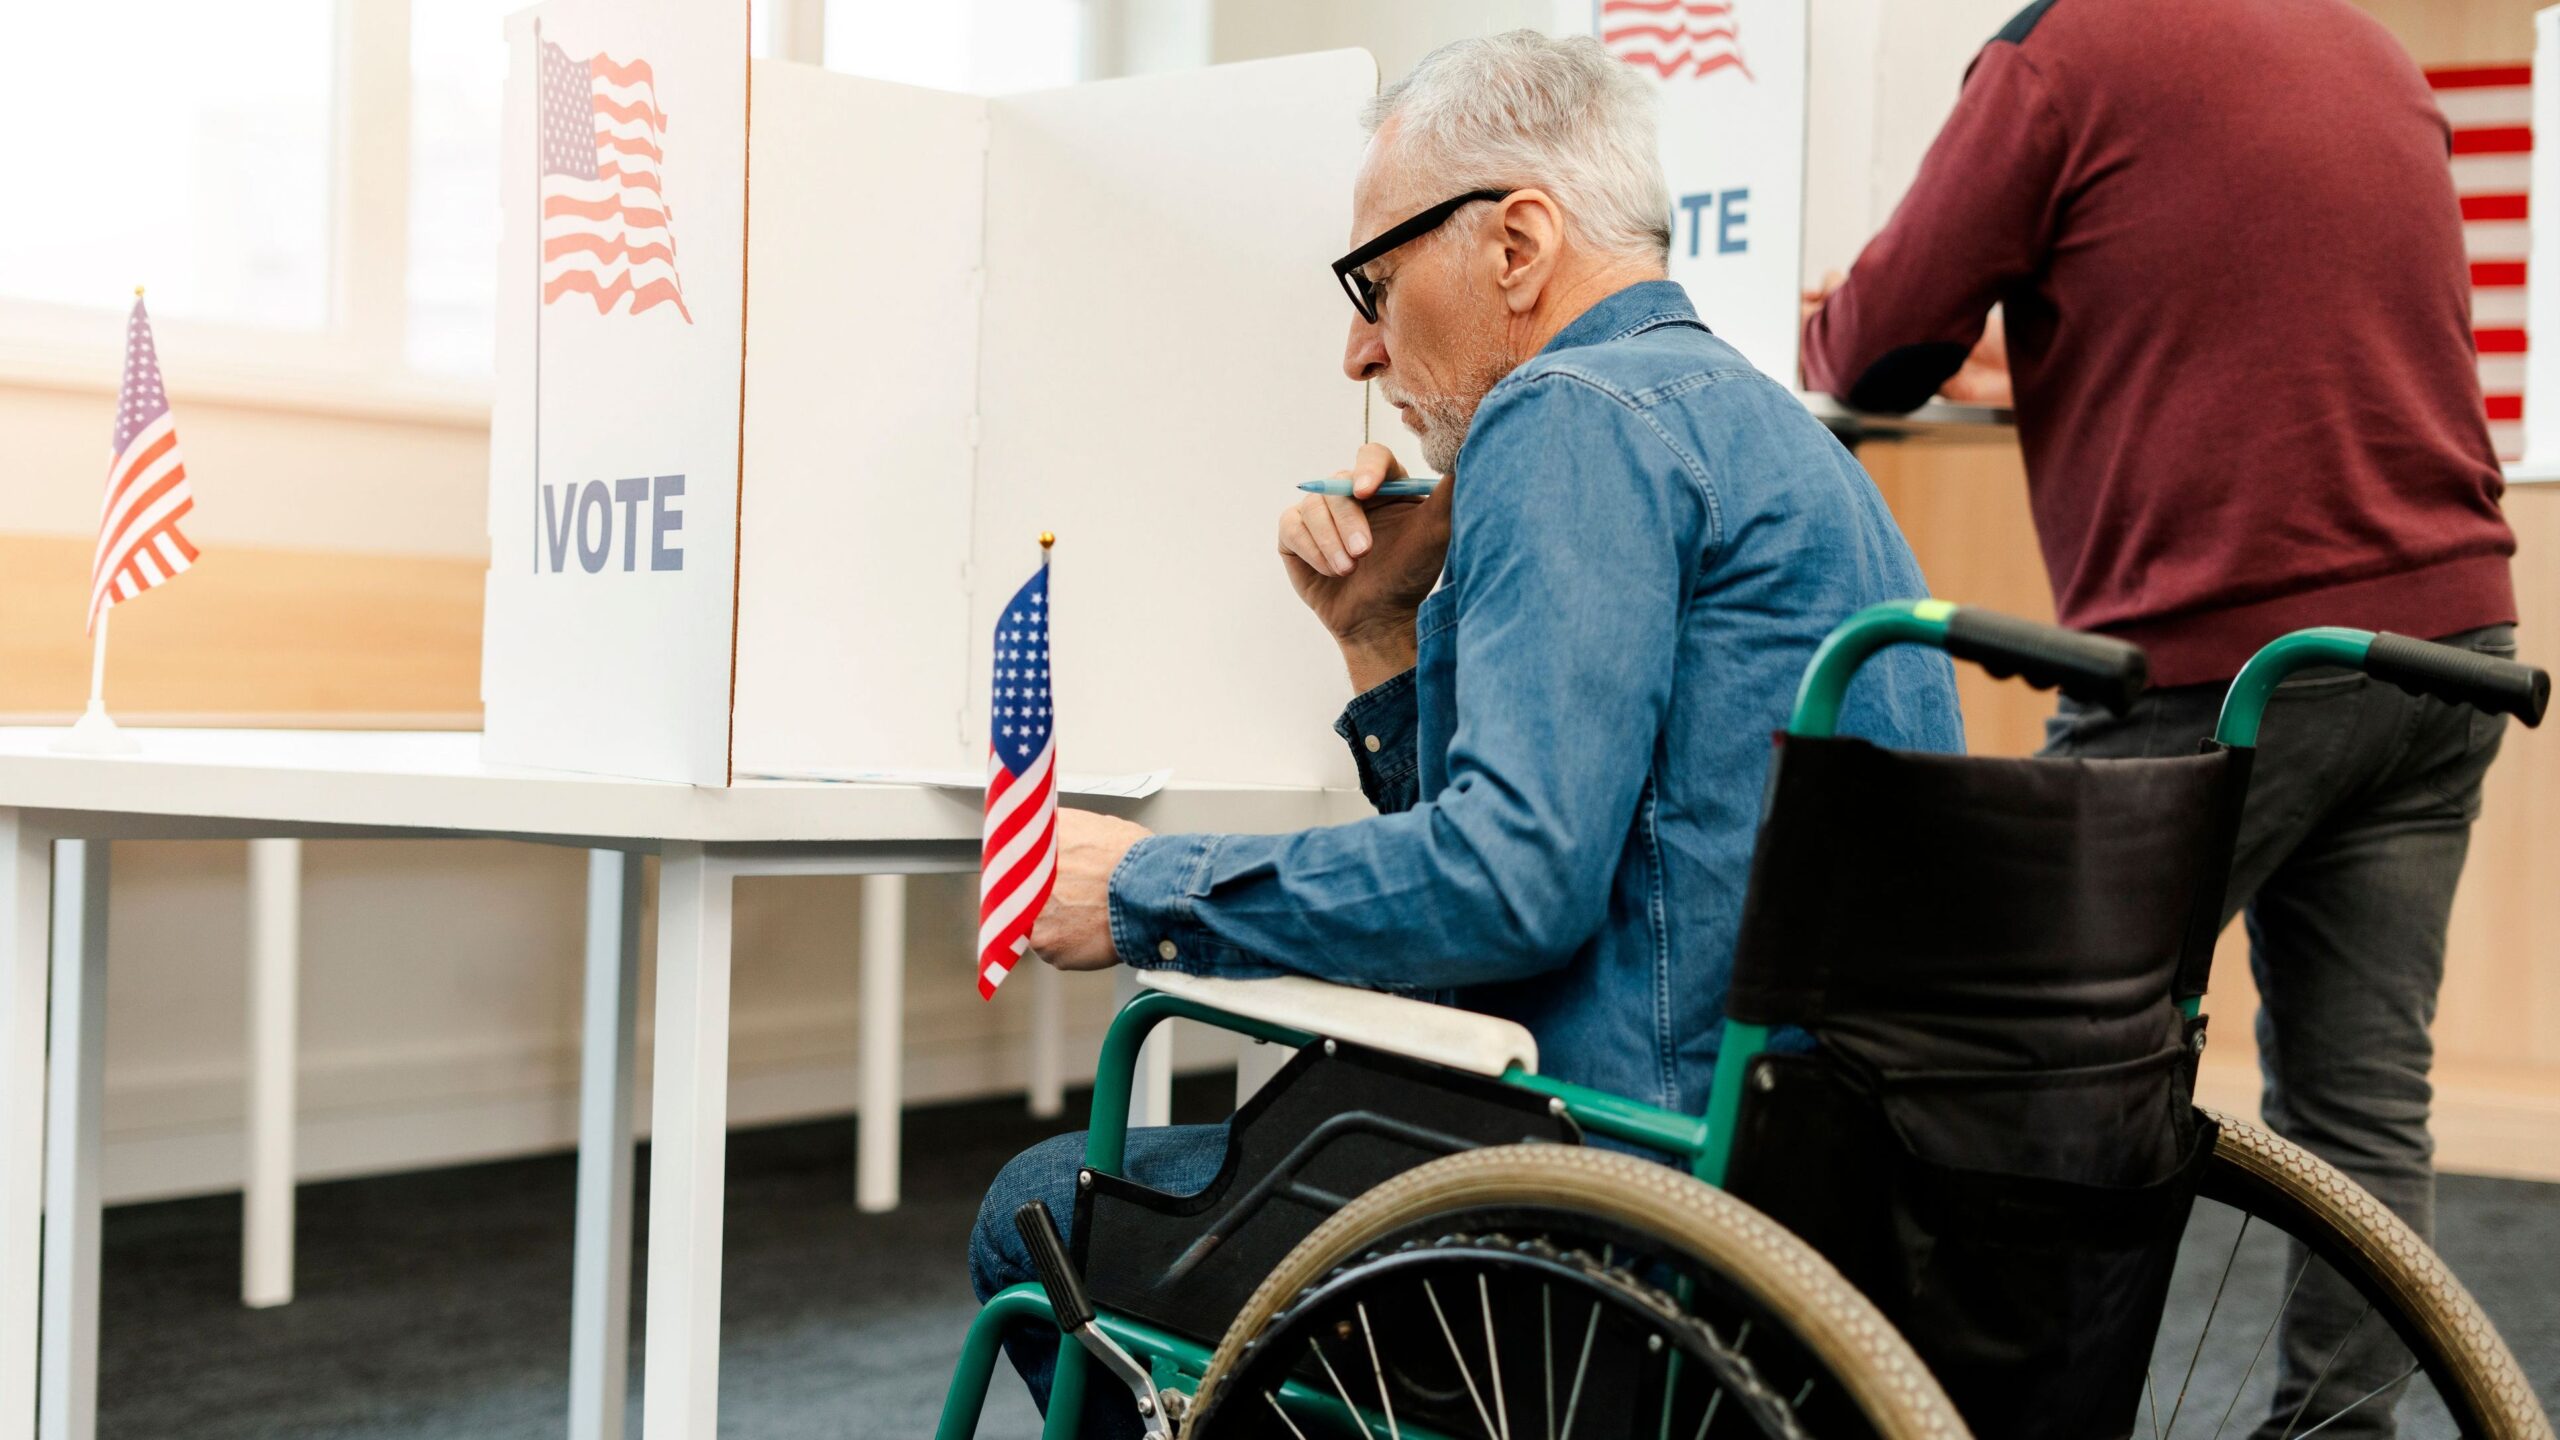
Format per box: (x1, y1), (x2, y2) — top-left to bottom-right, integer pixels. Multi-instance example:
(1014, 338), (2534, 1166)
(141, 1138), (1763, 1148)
(1803, 2), (2520, 1437)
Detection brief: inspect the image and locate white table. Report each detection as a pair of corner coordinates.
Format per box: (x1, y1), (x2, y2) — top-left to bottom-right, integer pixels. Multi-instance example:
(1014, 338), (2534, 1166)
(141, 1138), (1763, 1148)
(0, 729), (1364, 1440)
(234, 833), (1072, 1313)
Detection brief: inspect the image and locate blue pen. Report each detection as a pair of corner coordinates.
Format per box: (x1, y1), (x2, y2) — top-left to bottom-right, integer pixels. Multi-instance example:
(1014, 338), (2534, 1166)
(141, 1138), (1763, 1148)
(1297, 477), (1442, 498)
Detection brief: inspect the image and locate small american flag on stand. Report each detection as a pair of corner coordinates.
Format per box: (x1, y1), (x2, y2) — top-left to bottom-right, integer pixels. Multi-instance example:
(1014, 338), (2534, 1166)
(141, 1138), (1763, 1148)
(89, 292), (198, 635)
(540, 28), (691, 322)
(977, 540), (1059, 999)
(1598, 0), (1752, 82)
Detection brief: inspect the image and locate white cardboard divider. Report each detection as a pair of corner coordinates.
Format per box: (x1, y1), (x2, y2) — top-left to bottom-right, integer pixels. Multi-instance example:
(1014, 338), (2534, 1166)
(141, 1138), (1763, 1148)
(732, 52), (1376, 788)
(966, 54), (1380, 785)
(489, 25), (1379, 787)
(1566, 0), (1810, 385)
(728, 68), (990, 782)
(486, 0), (749, 786)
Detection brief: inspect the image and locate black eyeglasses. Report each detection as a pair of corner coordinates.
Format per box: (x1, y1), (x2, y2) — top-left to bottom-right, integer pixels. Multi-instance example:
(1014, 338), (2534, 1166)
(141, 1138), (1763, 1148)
(1331, 188), (1513, 323)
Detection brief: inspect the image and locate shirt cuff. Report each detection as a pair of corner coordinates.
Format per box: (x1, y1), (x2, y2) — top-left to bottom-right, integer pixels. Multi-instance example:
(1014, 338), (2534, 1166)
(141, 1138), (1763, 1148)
(1107, 832), (1277, 977)
(1331, 668), (1421, 808)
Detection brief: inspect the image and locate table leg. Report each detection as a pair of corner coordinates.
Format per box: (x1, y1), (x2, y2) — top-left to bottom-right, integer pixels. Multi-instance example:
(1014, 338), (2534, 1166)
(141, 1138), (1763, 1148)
(856, 875), (903, 1214)
(1025, 956), (1064, 1120)
(641, 843), (734, 1440)
(39, 840), (107, 1440)
(0, 812), (52, 1440)
(569, 850), (642, 1440)
(242, 838), (300, 1309)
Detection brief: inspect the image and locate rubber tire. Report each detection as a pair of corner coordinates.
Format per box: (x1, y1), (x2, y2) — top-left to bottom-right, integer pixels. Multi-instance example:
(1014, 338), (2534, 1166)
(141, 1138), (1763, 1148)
(2200, 1110), (2553, 1440)
(1185, 1144), (1971, 1440)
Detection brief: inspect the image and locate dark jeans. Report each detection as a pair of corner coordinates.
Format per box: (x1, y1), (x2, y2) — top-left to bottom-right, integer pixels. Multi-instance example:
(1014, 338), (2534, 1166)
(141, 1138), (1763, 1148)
(969, 1124), (1232, 1438)
(2043, 623), (2514, 1440)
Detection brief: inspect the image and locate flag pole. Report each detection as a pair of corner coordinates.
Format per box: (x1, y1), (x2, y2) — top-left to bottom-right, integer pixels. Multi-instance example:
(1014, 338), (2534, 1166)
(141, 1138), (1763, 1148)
(54, 288), (145, 755)
(86, 610), (110, 716)
(60, 564), (133, 753)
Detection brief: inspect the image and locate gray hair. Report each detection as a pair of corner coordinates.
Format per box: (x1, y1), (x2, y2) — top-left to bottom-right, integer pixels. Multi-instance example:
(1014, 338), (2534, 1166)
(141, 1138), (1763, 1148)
(1361, 31), (1671, 265)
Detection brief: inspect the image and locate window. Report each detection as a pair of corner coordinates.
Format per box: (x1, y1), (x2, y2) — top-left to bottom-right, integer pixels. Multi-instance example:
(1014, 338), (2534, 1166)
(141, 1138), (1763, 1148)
(0, 0), (1065, 402)
(408, 0), (519, 375)
(824, 0), (1085, 93)
(0, 1), (336, 330)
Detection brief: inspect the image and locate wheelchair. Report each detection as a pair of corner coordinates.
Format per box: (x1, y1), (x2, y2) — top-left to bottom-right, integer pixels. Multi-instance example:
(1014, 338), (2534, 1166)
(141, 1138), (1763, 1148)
(937, 601), (2555, 1440)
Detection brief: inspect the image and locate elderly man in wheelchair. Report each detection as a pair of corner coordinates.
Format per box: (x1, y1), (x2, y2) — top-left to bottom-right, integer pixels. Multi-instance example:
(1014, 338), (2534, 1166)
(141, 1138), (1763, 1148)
(938, 31), (2554, 1440)
(942, 603), (2550, 1440)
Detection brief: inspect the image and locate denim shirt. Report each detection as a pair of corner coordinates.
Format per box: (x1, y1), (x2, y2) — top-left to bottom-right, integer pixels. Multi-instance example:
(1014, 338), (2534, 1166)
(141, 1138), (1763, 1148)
(1109, 281), (1963, 1116)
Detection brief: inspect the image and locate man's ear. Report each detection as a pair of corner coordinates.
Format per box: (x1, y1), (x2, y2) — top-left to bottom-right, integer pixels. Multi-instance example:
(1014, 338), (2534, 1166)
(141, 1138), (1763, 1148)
(1492, 189), (1564, 315)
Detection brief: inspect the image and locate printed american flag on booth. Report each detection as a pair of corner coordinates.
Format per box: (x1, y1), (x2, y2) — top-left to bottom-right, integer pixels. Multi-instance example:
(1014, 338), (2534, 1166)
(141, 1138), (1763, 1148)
(977, 559), (1058, 999)
(89, 296), (198, 634)
(1598, 0), (1752, 82)
(541, 32), (692, 322)
(2428, 63), (2531, 460)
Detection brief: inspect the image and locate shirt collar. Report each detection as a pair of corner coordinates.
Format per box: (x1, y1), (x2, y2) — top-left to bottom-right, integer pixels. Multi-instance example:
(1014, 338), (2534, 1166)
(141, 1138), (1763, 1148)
(1536, 280), (1701, 357)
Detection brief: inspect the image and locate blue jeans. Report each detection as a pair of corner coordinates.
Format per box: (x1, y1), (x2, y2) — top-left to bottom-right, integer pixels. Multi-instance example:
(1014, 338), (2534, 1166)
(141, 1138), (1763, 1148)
(969, 1123), (1233, 1438)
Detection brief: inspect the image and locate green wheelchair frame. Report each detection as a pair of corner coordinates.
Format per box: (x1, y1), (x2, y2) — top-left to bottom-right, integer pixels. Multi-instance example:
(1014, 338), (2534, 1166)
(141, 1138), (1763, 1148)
(935, 601), (2530, 1440)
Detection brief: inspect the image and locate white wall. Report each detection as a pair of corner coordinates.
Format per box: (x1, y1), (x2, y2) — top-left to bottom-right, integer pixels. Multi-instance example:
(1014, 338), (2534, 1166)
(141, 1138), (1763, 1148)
(0, 379), (488, 555)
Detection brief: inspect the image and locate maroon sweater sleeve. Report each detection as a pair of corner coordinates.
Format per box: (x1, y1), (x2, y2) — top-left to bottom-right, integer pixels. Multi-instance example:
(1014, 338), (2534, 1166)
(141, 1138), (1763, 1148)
(1802, 44), (2069, 412)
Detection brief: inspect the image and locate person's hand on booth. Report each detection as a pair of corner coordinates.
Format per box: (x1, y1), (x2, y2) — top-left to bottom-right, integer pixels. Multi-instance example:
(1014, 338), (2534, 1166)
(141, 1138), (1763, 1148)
(1279, 441), (1452, 692)
(1937, 316), (2012, 408)
(1801, 268), (2012, 408)
(1027, 808), (1153, 970)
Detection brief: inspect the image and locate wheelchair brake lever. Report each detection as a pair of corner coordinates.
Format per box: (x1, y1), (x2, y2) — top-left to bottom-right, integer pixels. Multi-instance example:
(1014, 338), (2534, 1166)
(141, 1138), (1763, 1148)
(1014, 1199), (1178, 1439)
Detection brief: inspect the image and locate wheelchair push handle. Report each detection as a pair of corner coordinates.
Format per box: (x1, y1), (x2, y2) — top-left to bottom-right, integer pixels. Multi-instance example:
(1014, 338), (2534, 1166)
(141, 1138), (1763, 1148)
(2364, 632), (2550, 727)
(2217, 626), (2550, 748)
(1013, 1200), (1097, 1332)
(1943, 608), (2150, 716)
(1789, 600), (2149, 737)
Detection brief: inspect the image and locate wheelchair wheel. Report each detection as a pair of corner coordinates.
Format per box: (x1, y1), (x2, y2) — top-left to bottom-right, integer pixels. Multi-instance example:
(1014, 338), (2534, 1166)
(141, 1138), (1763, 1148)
(2139, 1113), (2550, 1440)
(1184, 1145), (1969, 1440)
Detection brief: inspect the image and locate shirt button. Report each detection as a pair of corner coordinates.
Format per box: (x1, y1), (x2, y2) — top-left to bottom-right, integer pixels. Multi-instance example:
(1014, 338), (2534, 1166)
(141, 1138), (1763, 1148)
(1363, 734), (1382, 753)
(1157, 939), (1179, 961)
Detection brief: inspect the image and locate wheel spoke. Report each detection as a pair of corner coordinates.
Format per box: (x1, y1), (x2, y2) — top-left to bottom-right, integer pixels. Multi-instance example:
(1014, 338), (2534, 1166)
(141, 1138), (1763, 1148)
(1359, 1301), (1405, 1440)
(2278, 1304), (2373, 1440)
(1691, 1387), (1725, 1440)
(1309, 1338), (1380, 1440)
(2286, 1364), (2422, 1440)
(2146, 1369), (2163, 1440)
(1266, 1389), (1318, 1440)
(1685, 1322), (1749, 1440)
(1425, 1280), (1501, 1440)
(1480, 1273), (1513, 1440)
(1559, 1301), (1602, 1440)
(2210, 1252), (2317, 1440)
(1543, 1285), (1557, 1440)
(2167, 1214), (2252, 1440)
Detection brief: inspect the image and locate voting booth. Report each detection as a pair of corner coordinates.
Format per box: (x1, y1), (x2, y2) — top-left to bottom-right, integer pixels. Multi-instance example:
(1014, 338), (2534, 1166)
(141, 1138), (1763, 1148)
(485, 0), (1378, 787)
(483, 0), (1856, 788)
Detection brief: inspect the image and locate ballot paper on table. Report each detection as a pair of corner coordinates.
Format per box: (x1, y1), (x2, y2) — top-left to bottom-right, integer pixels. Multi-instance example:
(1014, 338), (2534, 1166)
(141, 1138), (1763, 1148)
(737, 766), (1171, 799)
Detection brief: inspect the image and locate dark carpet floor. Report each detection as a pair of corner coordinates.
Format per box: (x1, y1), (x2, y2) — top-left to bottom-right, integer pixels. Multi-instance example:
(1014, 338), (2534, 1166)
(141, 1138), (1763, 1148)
(95, 1080), (2557, 1438)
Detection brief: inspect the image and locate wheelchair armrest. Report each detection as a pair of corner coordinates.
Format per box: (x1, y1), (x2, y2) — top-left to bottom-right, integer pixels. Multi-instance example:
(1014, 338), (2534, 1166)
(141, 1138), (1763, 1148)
(1135, 969), (1538, 1078)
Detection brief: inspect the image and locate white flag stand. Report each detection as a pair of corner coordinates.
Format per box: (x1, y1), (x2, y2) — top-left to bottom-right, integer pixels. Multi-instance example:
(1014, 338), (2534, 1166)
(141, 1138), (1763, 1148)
(52, 608), (138, 755)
